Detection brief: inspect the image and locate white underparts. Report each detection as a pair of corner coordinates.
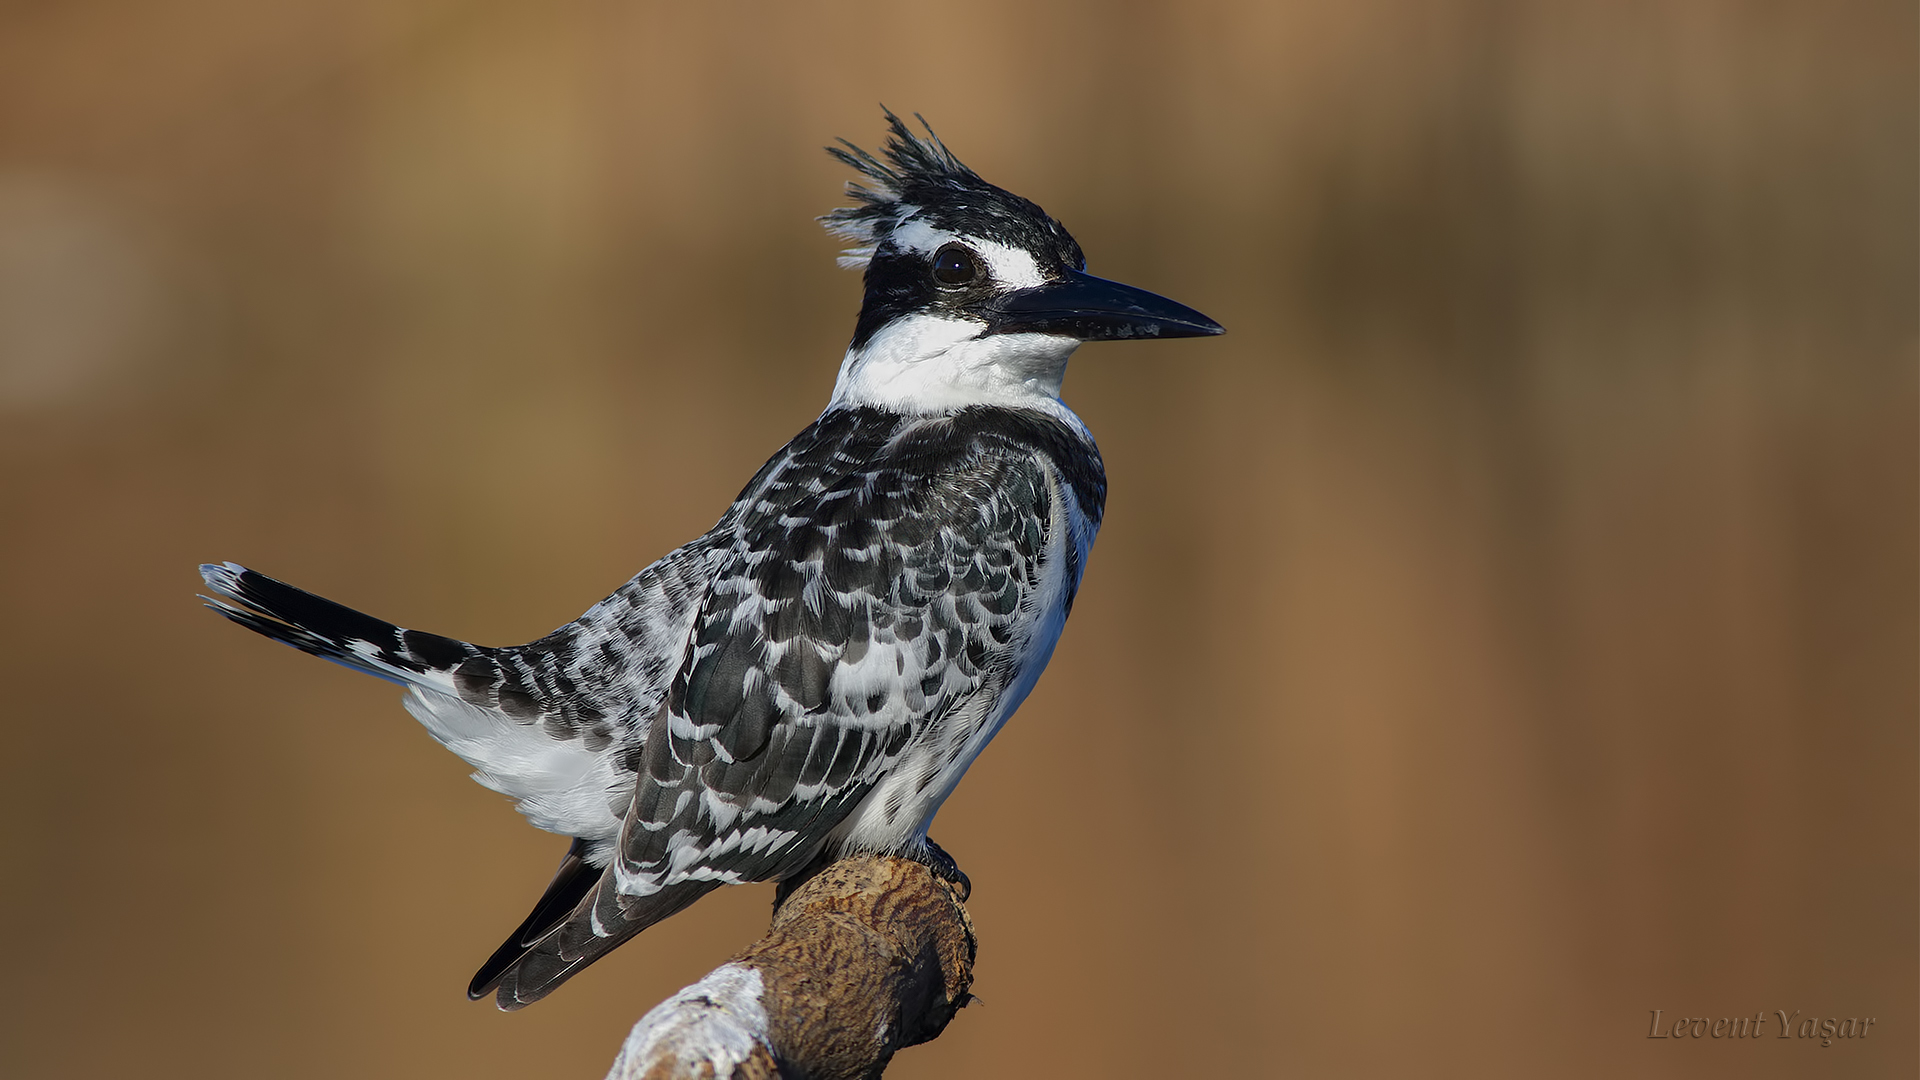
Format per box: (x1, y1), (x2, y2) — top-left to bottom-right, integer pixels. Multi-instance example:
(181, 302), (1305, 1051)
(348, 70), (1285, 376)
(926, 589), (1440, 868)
(402, 686), (628, 843)
(827, 314), (1082, 418)
(827, 462), (1092, 853)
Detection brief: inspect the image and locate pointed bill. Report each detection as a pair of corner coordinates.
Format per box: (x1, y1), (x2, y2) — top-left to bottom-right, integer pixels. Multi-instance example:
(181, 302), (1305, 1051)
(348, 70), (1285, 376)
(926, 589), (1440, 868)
(981, 269), (1224, 341)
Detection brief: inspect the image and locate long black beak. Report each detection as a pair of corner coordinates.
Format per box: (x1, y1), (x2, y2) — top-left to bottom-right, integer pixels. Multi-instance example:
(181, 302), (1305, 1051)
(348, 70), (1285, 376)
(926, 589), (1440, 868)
(981, 269), (1224, 341)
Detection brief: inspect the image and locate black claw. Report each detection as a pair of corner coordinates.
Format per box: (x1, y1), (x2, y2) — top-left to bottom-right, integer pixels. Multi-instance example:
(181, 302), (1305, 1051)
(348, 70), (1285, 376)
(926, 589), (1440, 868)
(913, 837), (971, 900)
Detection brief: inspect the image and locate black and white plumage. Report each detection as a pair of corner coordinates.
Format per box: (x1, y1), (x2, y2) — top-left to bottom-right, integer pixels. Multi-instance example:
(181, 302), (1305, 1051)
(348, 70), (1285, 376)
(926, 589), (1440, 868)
(200, 111), (1221, 1010)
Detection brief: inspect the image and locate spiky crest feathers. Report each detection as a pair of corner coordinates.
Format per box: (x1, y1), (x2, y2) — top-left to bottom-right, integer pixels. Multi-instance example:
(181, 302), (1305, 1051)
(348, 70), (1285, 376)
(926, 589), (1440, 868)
(821, 110), (1083, 272)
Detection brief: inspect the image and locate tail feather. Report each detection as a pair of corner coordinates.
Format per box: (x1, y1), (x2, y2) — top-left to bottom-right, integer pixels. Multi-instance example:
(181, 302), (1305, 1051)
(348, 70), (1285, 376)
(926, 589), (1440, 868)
(198, 561), (478, 689)
(485, 877), (718, 1010)
(201, 559), (674, 1005)
(467, 838), (602, 1000)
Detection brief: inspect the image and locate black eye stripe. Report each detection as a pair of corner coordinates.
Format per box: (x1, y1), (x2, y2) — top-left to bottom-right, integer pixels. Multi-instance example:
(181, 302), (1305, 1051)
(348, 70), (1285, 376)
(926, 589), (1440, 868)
(931, 243), (980, 287)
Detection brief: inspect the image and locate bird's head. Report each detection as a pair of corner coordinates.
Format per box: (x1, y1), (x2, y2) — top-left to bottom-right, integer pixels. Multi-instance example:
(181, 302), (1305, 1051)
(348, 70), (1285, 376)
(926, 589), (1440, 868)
(822, 111), (1222, 414)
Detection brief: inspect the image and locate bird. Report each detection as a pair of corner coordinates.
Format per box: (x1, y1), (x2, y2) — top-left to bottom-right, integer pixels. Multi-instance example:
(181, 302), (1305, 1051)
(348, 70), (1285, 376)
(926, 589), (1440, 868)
(199, 109), (1223, 1010)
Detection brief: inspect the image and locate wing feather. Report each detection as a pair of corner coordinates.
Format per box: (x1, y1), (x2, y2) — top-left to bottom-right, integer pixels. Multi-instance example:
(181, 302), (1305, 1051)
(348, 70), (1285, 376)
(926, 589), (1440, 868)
(485, 405), (1105, 1008)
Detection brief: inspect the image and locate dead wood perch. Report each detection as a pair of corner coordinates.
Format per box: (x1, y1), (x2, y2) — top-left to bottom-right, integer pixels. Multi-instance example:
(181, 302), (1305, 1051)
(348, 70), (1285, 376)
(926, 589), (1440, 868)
(604, 854), (977, 1080)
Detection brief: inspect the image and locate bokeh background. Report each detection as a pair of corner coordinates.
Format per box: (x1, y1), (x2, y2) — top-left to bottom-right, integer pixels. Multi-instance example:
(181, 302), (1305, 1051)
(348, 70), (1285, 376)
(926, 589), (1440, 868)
(1, 2), (1911, 1077)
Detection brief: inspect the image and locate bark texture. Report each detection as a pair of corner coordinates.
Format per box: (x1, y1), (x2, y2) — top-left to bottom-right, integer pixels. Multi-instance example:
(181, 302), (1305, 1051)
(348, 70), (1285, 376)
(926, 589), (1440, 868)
(607, 855), (976, 1080)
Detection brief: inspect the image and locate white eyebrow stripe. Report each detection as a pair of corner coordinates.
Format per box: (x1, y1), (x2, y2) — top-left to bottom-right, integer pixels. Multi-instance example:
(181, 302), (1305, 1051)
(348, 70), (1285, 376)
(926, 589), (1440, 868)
(889, 218), (957, 256)
(888, 220), (1047, 291)
(971, 239), (1045, 289)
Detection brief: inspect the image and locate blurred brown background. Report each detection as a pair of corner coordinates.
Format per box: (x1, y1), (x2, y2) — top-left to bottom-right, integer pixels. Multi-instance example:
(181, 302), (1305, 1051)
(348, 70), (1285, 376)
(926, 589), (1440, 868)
(1, 2), (1911, 1077)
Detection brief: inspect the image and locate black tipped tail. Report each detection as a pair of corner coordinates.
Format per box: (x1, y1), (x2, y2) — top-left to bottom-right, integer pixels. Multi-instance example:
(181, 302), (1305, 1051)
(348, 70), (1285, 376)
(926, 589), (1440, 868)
(467, 839), (602, 1002)
(480, 878), (717, 1010)
(198, 562), (475, 686)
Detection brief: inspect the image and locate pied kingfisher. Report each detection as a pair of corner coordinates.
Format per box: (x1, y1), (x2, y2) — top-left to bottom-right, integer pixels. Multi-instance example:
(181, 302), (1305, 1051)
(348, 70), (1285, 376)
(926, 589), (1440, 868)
(200, 111), (1223, 1009)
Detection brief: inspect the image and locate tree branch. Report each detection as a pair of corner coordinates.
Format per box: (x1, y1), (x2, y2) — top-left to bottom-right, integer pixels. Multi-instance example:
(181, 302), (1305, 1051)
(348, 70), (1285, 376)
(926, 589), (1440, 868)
(605, 854), (977, 1080)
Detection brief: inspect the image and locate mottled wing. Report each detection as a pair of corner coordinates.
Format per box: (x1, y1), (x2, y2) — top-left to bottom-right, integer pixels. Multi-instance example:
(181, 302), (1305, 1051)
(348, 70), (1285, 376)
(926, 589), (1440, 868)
(487, 409), (1073, 1008)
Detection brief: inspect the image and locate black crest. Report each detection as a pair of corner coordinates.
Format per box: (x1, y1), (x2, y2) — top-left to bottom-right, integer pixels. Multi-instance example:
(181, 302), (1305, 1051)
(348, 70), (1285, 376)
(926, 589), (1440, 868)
(822, 109), (1084, 272)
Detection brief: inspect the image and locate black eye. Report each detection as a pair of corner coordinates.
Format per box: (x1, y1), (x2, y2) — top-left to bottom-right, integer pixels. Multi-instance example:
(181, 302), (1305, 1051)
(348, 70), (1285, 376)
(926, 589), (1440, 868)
(931, 244), (979, 286)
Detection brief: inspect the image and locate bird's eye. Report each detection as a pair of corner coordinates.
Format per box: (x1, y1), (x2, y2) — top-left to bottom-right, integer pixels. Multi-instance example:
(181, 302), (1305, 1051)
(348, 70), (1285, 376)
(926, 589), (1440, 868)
(931, 244), (979, 286)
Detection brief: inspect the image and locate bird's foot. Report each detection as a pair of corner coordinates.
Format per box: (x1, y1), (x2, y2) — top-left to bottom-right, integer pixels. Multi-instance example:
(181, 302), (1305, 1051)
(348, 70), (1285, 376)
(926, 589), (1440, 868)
(904, 836), (971, 901)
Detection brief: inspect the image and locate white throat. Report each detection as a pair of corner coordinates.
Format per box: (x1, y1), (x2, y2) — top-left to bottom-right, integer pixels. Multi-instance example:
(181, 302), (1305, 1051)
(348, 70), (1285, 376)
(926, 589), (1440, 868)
(827, 314), (1082, 416)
